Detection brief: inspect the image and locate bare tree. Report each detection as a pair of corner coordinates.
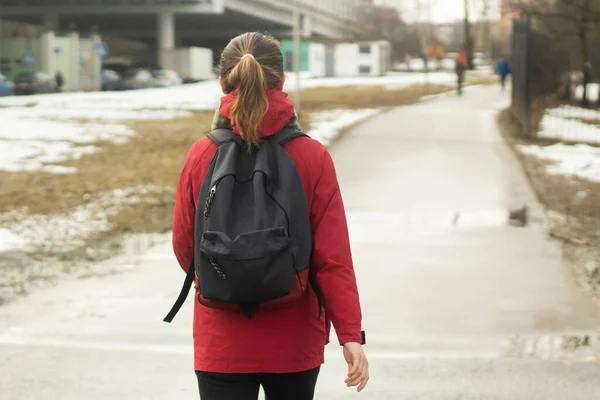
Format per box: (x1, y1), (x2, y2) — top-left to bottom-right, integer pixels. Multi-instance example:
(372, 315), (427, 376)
(511, 0), (600, 103)
(480, 0), (492, 57)
(464, 0), (475, 68)
(354, 3), (424, 61)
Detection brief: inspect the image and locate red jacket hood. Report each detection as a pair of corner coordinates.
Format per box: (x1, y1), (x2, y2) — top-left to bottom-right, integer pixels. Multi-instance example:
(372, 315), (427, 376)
(219, 88), (296, 138)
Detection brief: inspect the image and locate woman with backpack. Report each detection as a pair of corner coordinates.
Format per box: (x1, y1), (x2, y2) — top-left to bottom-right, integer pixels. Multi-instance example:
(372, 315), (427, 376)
(170, 32), (368, 399)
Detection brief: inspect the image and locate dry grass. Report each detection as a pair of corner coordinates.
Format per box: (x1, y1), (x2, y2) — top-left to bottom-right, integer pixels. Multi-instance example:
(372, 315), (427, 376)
(300, 84), (454, 110)
(0, 112), (214, 216)
(498, 108), (600, 219)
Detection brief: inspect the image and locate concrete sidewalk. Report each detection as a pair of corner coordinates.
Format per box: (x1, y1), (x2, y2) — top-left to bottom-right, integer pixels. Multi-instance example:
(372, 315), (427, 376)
(2, 85), (600, 399)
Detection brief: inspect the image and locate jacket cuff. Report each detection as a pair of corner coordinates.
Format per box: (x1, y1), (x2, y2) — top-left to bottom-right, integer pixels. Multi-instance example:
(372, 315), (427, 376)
(338, 330), (366, 346)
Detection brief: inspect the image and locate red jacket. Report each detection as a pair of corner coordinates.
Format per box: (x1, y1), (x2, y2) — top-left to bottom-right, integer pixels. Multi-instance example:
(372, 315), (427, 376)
(172, 91), (363, 373)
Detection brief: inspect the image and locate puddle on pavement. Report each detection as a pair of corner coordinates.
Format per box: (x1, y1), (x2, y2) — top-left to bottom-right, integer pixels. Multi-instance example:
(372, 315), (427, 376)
(505, 334), (600, 362)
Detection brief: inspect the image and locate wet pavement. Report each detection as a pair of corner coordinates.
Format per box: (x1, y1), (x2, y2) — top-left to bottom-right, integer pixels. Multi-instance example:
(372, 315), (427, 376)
(2, 85), (600, 399)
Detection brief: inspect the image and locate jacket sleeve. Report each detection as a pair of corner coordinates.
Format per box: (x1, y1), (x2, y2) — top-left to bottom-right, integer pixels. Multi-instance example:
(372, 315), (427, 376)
(310, 149), (363, 345)
(172, 145), (202, 273)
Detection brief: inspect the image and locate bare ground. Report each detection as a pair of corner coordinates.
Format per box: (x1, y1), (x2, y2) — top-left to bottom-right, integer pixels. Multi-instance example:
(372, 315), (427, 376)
(498, 108), (600, 298)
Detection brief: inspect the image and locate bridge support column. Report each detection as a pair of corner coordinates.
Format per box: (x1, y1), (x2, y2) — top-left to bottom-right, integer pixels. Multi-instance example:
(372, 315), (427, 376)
(40, 29), (56, 78)
(158, 12), (175, 50)
(158, 12), (175, 67)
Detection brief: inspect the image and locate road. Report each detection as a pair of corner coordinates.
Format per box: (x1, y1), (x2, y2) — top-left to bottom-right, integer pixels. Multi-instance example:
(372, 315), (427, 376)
(2, 85), (600, 399)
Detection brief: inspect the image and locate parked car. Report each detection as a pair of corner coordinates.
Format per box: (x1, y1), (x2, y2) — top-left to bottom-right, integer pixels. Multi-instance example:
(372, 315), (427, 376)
(0, 73), (15, 97)
(101, 69), (121, 91)
(151, 69), (183, 87)
(14, 71), (56, 95)
(118, 68), (154, 90)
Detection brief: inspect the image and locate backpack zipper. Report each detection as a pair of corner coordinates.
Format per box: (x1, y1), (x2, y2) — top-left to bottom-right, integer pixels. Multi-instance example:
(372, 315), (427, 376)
(203, 185), (217, 220)
(208, 256), (227, 280)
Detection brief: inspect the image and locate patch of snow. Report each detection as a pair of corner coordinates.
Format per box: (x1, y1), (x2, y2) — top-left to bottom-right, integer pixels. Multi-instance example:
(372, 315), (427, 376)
(0, 110), (135, 143)
(27, 108), (192, 121)
(539, 114), (600, 145)
(0, 228), (26, 252)
(0, 82), (223, 112)
(2, 185), (174, 253)
(546, 105), (600, 122)
(517, 143), (600, 183)
(440, 58), (456, 70)
(575, 83), (600, 103)
(286, 72), (457, 91)
(0, 107), (134, 173)
(41, 165), (78, 174)
(307, 108), (380, 147)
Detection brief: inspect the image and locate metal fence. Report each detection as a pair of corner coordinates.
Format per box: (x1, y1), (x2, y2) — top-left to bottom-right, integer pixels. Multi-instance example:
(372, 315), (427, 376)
(510, 14), (600, 142)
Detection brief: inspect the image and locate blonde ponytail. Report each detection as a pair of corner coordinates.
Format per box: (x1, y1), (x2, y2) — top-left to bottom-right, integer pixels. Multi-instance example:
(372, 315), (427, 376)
(227, 56), (268, 149)
(219, 33), (285, 150)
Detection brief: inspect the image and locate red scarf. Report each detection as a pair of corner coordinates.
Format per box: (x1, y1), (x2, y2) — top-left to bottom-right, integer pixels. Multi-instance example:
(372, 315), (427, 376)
(219, 88), (295, 138)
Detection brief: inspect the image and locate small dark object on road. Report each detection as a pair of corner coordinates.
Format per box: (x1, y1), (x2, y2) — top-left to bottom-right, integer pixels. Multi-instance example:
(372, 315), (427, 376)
(508, 205), (528, 227)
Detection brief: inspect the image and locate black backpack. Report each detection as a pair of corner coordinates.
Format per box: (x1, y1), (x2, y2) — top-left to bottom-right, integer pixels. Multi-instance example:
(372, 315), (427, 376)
(164, 128), (322, 321)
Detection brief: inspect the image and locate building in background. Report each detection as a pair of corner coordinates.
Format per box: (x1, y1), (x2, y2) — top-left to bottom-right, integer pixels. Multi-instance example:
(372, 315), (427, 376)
(0, 25), (103, 91)
(281, 40), (391, 78)
(0, 0), (376, 91)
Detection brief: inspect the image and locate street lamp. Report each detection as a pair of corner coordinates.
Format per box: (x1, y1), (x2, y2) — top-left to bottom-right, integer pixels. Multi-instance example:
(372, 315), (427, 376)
(292, 4), (302, 114)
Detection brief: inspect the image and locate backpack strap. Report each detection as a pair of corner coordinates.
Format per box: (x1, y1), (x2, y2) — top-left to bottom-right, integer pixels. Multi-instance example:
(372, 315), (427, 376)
(163, 258), (195, 323)
(271, 127), (308, 145)
(210, 128), (306, 147)
(208, 129), (243, 146)
(272, 127), (323, 317)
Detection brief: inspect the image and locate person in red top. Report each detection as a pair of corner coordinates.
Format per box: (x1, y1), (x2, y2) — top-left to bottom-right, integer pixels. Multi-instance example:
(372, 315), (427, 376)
(172, 32), (368, 399)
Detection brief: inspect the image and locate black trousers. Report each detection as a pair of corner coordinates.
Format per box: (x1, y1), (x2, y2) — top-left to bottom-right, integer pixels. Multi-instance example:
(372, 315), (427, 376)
(196, 367), (320, 400)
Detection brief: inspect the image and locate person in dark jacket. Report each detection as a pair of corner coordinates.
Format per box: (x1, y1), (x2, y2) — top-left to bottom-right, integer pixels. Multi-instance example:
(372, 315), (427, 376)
(55, 71), (64, 92)
(455, 51), (468, 95)
(496, 56), (511, 90)
(172, 32), (368, 400)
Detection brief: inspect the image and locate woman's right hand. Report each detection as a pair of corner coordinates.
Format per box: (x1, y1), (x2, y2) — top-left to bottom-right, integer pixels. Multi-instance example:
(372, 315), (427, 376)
(343, 342), (369, 392)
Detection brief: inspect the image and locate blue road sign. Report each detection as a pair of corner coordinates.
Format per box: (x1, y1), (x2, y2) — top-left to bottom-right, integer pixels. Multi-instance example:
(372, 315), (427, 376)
(92, 42), (109, 58)
(21, 51), (36, 66)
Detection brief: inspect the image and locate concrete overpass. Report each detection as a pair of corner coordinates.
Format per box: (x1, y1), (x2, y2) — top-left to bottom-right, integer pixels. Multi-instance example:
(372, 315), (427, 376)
(0, 0), (368, 51)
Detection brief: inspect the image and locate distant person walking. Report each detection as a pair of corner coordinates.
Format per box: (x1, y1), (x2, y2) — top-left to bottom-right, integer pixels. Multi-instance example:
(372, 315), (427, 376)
(455, 51), (468, 95)
(167, 32), (368, 400)
(55, 71), (64, 92)
(496, 56), (511, 90)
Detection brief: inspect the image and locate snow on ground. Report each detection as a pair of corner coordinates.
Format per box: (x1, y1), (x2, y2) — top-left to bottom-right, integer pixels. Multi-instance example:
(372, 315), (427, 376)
(0, 72), (458, 111)
(307, 108), (380, 146)
(518, 143), (600, 183)
(539, 114), (600, 145)
(0, 108), (134, 173)
(291, 72), (456, 90)
(1, 185), (173, 253)
(0, 228), (26, 252)
(575, 83), (600, 103)
(547, 105), (600, 122)
(0, 82), (221, 112)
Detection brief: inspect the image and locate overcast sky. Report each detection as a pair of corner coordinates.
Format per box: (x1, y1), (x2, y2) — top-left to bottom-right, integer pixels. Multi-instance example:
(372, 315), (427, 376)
(374, 0), (502, 23)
